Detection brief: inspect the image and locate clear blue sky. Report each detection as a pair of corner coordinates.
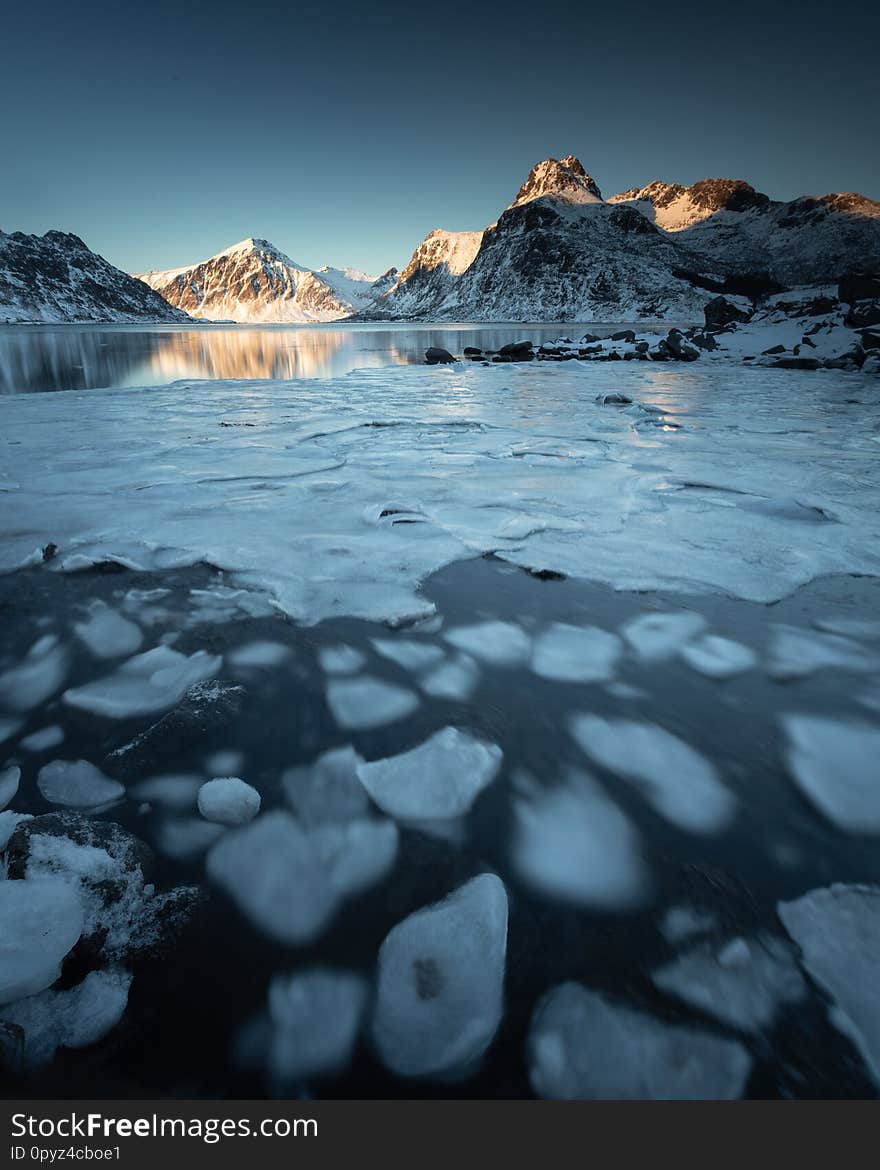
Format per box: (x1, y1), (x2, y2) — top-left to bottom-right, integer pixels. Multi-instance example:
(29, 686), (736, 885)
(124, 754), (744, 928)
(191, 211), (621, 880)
(2, 0), (877, 277)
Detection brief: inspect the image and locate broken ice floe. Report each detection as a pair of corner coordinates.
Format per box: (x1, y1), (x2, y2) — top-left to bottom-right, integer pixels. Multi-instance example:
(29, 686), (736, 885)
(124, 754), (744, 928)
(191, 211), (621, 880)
(356, 727), (502, 822)
(0, 717), (22, 745)
(73, 602), (143, 659)
(19, 724), (65, 753)
(781, 715), (880, 833)
(372, 873), (507, 1078)
(266, 968), (367, 1088)
(63, 646), (222, 719)
(206, 809), (398, 945)
(652, 935), (805, 1033)
(620, 611), (707, 662)
(418, 653), (479, 701)
(528, 983), (751, 1099)
(318, 644), (365, 676)
(325, 676), (419, 730)
(443, 621), (531, 666)
(0, 766), (20, 811)
(371, 638), (445, 673)
(767, 626), (878, 681)
(37, 760), (124, 809)
(155, 816), (225, 860)
(659, 905), (719, 946)
(282, 746), (369, 826)
(197, 777), (261, 826)
(1, 968), (132, 1069)
(228, 640), (290, 668)
(778, 884), (880, 1086)
(510, 769), (649, 910)
(0, 877), (84, 1004)
(679, 635), (757, 679)
(569, 715), (736, 834)
(0, 636), (68, 712)
(530, 623), (621, 683)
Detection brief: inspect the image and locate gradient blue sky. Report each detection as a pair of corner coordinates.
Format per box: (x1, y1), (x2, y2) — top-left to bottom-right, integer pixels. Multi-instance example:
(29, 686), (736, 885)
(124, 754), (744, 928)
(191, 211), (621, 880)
(2, 0), (877, 276)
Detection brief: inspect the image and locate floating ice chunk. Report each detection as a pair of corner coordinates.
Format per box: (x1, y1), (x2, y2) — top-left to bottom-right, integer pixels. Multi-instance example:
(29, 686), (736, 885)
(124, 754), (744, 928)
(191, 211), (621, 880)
(569, 715), (735, 834)
(767, 626), (878, 681)
(0, 636), (68, 712)
(0, 811), (33, 850)
(815, 618), (880, 640)
(155, 815), (225, 860)
(660, 905), (719, 945)
(419, 653), (479, 701)
(131, 774), (202, 811)
(20, 725), (65, 753)
(680, 635), (757, 679)
(652, 935), (805, 1033)
(74, 602), (143, 659)
(318, 645), (365, 676)
(1, 968), (132, 1068)
(778, 884), (880, 1085)
(267, 968), (367, 1087)
(780, 715), (880, 833)
(443, 622), (531, 667)
(204, 750), (244, 776)
(528, 983), (751, 1100)
(620, 612), (707, 662)
(372, 874), (507, 1078)
(531, 623), (621, 683)
(206, 810), (398, 945)
(37, 760), (124, 809)
(356, 728), (501, 822)
(0, 878), (84, 1004)
(229, 641), (290, 668)
(0, 766), (20, 811)
(510, 770), (649, 910)
(63, 646), (222, 719)
(371, 638), (446, 673)
(0, 717), (22, 745)
(325, 676), (419, 731)
(198, 777), (261, 826)
(282, 746), (369, 825)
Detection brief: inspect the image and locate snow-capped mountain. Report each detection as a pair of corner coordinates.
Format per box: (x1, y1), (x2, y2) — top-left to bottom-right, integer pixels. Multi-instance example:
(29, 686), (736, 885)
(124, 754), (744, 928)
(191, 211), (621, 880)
(610, 181), (880, 284)
(0, 230), (191, 324)
(365, 157), (880, 322)
(134, 239), (395, 323)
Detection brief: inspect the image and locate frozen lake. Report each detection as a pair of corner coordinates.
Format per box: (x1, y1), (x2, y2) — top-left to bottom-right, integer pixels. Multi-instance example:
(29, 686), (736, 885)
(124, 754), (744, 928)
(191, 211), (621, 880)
(0, 356), (878, 1098)
(0, 321), (673, 393)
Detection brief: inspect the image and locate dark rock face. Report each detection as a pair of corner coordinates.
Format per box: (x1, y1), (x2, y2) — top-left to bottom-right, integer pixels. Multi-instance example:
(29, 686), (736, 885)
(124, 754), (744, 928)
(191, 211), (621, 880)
(104, 680), (245, 780)
(771, 357), (821, 370)
(0, 230), (191, 323)
(509, 155), (603, 207)
(845, 299), (880, 328)
(858, 329), (880, 351)
(687, 178), (771, 215)
(705, 296), (752, 329)
(838, 273), (880, 303)
(425, 347), (456, 364)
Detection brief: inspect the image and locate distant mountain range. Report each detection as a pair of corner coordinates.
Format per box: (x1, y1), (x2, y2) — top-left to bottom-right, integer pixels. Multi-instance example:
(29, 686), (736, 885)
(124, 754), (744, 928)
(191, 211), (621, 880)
(134, 239), (397, 323)
(2, 156), (878, 324)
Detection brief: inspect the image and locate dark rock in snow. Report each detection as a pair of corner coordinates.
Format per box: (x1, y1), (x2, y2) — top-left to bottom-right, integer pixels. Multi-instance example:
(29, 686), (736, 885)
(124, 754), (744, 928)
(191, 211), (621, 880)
(499, 340), (534, 356)
(858, 329), (880, 350)
(463, 347), (482, 355)
(845, 299), (880, 328)
(610, 330), (636, 343)
(104, 680), (245, 780)
(425, 347), (457, 364)
(838, 272), (880, 304)
(704, 296), (752, 329)
(596, 391), (633, 405)
(762, 344), (786, 355)
(771, 357), (820, 370)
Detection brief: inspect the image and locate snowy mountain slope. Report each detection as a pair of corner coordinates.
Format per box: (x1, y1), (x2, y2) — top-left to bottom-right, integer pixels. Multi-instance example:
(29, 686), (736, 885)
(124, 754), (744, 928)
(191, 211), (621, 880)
(0, 230), (191, 324)
(368, 157), (711, 322)
(365, 157), (880, 322)
(610, 181), (880, 283)
(134, 239), (393, 323)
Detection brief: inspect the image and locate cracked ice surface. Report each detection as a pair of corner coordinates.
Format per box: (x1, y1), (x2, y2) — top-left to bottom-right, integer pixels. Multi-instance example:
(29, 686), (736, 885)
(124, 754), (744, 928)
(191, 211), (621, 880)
(1, 362), (878, 626)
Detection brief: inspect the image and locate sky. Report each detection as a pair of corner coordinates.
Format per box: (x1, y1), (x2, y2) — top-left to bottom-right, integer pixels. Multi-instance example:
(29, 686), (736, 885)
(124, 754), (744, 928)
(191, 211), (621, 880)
(2, 0), (877, 277)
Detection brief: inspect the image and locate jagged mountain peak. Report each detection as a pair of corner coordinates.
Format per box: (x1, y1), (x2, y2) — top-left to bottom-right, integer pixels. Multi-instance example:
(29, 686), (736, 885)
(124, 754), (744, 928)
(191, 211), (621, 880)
(509, 156), (603, 209)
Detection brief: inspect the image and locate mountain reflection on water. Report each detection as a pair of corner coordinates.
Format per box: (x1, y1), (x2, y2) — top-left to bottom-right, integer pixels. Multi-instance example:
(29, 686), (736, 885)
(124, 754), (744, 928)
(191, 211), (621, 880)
(0, 323), (599, 393)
